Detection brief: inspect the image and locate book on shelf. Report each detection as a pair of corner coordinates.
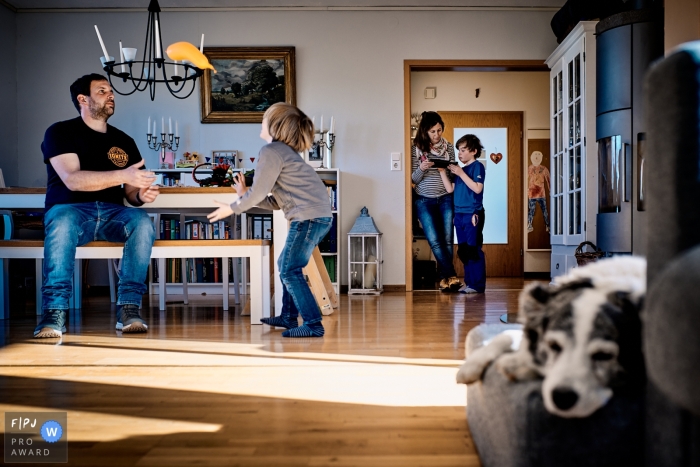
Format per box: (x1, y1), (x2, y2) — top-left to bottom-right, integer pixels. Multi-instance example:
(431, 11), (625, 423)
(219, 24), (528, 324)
(248, 214), (273, 240)
(196, 258), (204, 282)
(323, 256), (337, 282)
(176, 220), (231, 240)
(325, 184), (338, 211)
(318, 213), (338, 253)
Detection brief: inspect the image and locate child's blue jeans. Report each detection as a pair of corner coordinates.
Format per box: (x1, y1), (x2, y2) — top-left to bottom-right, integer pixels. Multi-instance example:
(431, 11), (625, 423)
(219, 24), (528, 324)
(277, 217), (333, 325)
(455, 210), (486, 293)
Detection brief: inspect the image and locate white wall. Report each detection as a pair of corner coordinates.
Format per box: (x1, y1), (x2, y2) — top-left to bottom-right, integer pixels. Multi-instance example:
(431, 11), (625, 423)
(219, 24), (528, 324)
(0, 5), (18, 187)
(411, 71), (551, 272)
(15, 9), (557, 285)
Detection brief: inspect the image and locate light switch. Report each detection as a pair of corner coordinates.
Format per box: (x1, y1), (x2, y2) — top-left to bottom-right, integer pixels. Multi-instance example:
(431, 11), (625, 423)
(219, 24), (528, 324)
(391, 152), (402, 161)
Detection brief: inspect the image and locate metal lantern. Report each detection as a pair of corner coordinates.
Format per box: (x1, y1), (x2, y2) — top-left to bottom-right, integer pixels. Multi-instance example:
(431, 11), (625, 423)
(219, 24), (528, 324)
(348, 207), (383, 295)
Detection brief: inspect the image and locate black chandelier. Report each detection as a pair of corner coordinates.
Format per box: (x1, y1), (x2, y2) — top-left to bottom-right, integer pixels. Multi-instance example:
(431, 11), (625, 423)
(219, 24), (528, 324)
(95, 0), (204, 101)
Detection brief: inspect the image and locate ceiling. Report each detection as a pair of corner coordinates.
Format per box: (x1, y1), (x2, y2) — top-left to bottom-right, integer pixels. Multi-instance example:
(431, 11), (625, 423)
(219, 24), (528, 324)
(3, 0), (565, 11)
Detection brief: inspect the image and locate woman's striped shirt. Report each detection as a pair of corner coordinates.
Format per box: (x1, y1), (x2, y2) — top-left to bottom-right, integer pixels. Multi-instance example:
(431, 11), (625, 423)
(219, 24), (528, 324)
(411, 143), (456, 198)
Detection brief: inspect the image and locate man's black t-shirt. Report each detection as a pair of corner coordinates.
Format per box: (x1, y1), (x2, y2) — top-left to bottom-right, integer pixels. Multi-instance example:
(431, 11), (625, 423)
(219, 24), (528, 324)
(42, 117), (143, 210)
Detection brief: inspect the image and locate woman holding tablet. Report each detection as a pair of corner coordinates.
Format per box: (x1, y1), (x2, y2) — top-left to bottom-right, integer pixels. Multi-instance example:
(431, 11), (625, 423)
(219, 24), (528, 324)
(411, 111), (463, 292)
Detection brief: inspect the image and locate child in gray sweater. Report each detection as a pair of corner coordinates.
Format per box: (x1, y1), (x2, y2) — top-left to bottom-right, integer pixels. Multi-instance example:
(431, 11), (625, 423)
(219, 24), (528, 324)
(208, 103), (332, 337)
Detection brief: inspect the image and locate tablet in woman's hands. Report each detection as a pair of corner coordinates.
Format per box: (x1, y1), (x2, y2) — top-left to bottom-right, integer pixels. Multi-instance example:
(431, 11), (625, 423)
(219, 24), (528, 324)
(428, 158), (457, 169)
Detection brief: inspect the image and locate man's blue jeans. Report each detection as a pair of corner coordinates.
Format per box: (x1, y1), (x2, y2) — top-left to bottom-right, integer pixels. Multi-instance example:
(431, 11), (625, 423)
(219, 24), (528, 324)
(277, 217), (333, 326)
(415, 193), (457, 280)
(42, 202), (156, 311)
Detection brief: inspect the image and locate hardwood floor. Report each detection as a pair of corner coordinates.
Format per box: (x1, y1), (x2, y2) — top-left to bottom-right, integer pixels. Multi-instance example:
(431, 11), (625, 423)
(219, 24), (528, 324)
(0, 278), (533, 466)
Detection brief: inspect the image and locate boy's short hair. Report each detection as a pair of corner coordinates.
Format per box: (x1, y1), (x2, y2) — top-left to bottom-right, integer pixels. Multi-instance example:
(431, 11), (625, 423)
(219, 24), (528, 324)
(263, 103), (314, 153)
(70, 73), (108, 113)
(455, 134), (484, 156)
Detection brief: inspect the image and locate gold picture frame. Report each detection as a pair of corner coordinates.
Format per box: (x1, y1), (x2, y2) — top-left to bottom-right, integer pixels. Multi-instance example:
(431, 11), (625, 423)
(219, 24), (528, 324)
(200, 47), (296, 124)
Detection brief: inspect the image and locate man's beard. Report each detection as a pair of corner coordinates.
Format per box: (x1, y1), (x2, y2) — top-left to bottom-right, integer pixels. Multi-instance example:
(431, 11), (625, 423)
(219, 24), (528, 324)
(88, 100), (114, 121)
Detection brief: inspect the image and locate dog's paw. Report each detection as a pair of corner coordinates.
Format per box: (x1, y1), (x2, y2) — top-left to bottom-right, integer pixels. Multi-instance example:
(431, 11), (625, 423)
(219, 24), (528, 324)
(496, 350), (540, 381)
(456, 359), (489, 384)
(457, 333), (514, 384)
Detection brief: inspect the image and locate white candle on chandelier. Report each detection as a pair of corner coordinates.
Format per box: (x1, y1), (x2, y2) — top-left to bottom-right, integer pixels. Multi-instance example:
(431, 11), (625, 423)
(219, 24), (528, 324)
(94, 25), (109, 60)
(174, 60), (178, 77)
(200, 34), (204, 53)
(169, 117), (172, 135)
(312, 116), (315, 132)
(330, 116), (335, 134)
(155, 20), (162, 59)
(320, 115), (324, 133)
(175, 121), (179, 137)
(119, 41), (125, 73)
(161, 117), (165, 134)
(148, 116), (151, 135)
(153, 121), (156, 136)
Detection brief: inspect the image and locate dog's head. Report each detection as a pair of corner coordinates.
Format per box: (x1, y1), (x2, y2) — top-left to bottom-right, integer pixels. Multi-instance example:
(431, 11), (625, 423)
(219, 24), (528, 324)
(519, 258), (646, 418)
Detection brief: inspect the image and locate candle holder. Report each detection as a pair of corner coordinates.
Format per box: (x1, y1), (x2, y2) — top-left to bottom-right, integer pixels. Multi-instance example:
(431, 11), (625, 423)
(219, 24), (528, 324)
(311, 130), (336, 169)
(147, 132), (180, 169)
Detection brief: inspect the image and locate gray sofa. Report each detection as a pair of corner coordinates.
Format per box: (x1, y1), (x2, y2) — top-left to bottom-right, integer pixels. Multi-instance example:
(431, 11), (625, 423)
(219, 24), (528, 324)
(643, 40), (700, 467)
(465, 325), (644, 467)
(464, 41), (700, 467)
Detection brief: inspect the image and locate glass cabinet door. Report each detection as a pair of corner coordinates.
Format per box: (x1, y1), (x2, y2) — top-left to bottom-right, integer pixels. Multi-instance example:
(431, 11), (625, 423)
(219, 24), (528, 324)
(550, 37), (586, 245)
(551, 70), (565, 239)
(566, 52), (584, 239)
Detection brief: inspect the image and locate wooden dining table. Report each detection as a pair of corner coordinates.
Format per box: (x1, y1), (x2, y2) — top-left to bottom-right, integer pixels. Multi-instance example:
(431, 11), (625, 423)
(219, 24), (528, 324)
(0, 187), (286, 316)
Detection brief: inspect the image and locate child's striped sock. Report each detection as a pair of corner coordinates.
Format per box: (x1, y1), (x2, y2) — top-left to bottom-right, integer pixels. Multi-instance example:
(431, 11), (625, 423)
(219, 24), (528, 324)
(260, 316), (298, 329)
(282, 324), (324, 338)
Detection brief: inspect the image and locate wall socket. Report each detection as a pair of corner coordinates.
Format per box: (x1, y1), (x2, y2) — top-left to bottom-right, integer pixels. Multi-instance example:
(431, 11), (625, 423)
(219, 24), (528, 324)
(391, 152), (402, 171)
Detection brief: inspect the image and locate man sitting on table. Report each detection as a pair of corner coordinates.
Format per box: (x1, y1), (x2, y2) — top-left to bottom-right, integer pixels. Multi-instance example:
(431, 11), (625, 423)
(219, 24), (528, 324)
(34, 73), (159, 338)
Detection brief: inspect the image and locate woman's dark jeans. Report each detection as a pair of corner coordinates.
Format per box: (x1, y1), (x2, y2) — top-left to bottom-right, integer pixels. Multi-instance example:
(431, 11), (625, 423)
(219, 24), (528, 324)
(414, 193), (456, 280)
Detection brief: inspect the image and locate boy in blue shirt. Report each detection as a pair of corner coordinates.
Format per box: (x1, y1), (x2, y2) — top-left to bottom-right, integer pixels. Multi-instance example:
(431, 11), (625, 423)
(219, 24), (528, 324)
(442, 134), (486, 293)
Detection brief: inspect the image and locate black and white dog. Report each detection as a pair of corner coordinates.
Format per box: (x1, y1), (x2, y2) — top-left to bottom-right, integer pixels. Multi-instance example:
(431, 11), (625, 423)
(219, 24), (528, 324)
(457, 257), (646, 418)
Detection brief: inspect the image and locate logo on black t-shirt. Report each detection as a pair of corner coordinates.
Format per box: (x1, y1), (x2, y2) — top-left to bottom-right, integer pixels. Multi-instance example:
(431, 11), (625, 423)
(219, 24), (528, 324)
(108, 147), (129, 167)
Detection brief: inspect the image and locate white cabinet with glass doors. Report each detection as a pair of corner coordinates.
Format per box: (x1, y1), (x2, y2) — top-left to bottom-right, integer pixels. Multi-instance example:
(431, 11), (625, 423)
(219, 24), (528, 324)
(545, 21), (598, 278)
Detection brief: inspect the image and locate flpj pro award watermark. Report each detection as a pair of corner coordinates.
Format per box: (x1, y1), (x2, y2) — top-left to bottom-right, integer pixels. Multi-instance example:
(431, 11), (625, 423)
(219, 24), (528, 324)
(5, 412), (67, 463)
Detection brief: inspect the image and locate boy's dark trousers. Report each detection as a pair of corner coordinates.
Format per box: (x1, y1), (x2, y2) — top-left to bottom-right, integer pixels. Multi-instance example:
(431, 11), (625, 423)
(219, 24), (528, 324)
(455, 209), (486, 293)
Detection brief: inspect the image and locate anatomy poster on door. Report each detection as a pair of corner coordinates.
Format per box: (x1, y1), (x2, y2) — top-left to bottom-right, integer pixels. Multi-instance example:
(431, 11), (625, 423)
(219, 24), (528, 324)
(527, 139), (552, 250)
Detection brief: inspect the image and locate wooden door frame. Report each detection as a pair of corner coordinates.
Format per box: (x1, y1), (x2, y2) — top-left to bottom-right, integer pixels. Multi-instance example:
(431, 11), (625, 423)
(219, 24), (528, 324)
(403, 60), (549, 291)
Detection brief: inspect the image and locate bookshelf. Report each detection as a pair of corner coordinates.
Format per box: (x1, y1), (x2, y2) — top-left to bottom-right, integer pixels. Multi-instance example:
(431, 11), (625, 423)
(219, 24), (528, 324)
(147, 211), (248, 297)
(273, 167), (340, 315)
(316, 168), (340, 294)
(145, 169), (338, 313)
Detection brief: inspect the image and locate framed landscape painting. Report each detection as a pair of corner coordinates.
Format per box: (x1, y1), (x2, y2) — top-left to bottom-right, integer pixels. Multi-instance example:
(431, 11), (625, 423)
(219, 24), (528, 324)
(200, 47), (296, 123)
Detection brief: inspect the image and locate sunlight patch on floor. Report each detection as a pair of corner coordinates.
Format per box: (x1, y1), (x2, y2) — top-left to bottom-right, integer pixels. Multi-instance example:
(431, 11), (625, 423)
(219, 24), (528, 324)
(0, 337), (468, 407)
(0, 335), (463, 367)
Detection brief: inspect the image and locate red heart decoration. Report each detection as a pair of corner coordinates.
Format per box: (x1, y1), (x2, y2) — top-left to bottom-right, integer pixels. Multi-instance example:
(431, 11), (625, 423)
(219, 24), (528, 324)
(490, 152), (503, 164)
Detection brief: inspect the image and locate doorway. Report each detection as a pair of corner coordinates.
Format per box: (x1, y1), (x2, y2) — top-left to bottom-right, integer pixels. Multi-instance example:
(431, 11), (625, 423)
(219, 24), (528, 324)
(441, 111), (523, 277)
(404, 60), (549, 291)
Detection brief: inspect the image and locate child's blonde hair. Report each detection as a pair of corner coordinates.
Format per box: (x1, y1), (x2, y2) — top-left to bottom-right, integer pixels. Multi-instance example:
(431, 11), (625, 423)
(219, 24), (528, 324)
(263, 103), (314, 153)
